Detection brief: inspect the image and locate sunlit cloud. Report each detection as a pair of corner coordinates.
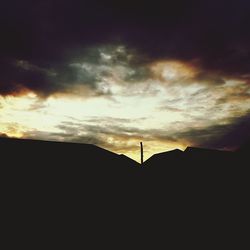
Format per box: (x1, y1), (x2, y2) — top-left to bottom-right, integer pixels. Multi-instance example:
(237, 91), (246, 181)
(150, 60), (198, 84)
(1, 44), (250, 161)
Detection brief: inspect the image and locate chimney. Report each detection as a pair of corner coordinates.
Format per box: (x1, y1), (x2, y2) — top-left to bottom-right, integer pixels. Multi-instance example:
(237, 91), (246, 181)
(140, 142), (143, 165)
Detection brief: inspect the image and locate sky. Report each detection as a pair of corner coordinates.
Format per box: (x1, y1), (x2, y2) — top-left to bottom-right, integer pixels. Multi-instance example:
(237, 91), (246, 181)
(1, 0), (250, 162)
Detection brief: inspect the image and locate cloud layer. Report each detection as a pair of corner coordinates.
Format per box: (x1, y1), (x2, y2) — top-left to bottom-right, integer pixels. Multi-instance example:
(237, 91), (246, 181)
(1, 1), (250, 160)
(1, 0), (250, 96)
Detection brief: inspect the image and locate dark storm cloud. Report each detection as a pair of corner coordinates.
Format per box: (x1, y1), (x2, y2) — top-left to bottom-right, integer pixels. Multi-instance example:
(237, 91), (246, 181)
(0, 45), (149, 96)
(1, 0), (250, 96)
(165, 112), (250, 150)
(193, 71), (226, 86)
(196, 113), (250, 150)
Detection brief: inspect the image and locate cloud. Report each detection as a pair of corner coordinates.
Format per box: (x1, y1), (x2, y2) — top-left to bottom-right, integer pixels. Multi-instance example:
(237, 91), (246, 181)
(195, 113), (250, 150)
(215, 83), (250, 105)
(0, 44), (152, 97)
(1, 1), (250, 97)
(154, 111), (250, 151)
(150, 60), (228, 88)
(22, 116), (151, 154)
(28, 99), (48, 111)
(19, 107), (250, 161)
(23, 129), (103, 146)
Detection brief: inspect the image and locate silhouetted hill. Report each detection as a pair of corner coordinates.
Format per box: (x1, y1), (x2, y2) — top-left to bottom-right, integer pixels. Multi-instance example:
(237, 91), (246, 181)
(0, 137), (140, 193)
(144, 146), (235, 168)
(1, 137), (249, 247)
(142, 146), (244, 193)
(0, 136), (139, 169)
(1, 136), (247, 182)
(185, 146), (230, 155)
(143, 149), (184, 168)
(184, 146), (234, 164)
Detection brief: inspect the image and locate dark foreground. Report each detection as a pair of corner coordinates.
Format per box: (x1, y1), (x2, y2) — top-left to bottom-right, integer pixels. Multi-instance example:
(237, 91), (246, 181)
(1, 137), (249, 248)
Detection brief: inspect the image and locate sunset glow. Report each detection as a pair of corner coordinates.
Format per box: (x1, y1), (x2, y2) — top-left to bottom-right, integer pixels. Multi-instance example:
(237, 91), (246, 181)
(1, 1), (250, 162)
(1, 45), (250, 162)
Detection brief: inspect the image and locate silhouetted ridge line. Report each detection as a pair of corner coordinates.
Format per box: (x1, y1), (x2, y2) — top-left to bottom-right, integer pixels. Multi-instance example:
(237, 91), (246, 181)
(0, 137), (140, 171)
(0, 137), (246, 172)
(145, 148), (183, 161)
(1, 136), (248, 221)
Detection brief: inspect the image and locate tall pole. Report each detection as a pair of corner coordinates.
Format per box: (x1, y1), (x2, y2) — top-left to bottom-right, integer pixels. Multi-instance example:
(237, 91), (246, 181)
(140, 142), (143, 165)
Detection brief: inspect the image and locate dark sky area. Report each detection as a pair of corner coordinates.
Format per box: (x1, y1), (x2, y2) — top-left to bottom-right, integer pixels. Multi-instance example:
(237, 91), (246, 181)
(1, 0), (250, 92)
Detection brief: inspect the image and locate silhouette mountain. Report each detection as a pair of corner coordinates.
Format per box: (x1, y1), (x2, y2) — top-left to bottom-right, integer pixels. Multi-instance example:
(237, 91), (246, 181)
(0, 136), (139, 168)
(184, 146), (234, 164)
(143, 149), (184, 168)
(0, 136), (140, 193)
(143, 146), (234, 169)
(1, 136), (246, 177)
(1, 136), (249, 247)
